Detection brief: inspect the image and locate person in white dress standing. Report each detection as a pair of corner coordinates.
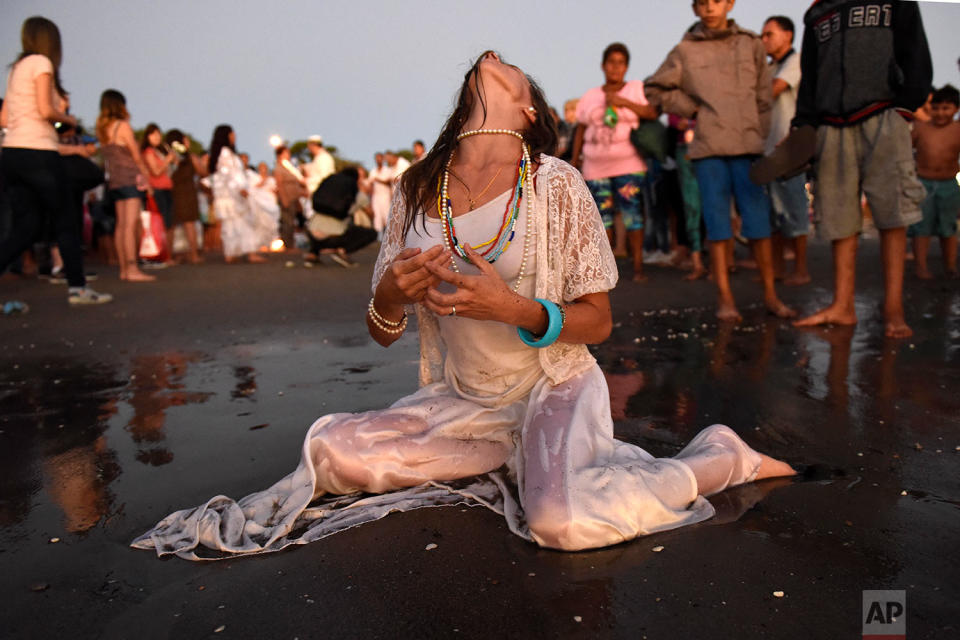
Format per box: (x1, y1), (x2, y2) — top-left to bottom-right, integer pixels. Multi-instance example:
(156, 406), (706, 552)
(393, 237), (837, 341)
(133, 51), (795, 560)
(246, 160), (281, 243)
(368, 151), (393, 233)
(208, 125), (270, 263)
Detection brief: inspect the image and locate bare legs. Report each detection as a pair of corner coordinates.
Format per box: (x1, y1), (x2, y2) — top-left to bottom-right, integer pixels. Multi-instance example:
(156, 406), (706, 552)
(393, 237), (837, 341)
(794, 234), (858, 328)
(914, 235), (958, 279)
(794, 229), (912, 338)
(709, 237), (794, 322)
(177, 222), (203, 264)
(628, 229), (646, 282)
(684, 249), (707, 280)
(751, 237), (796, 318)
(607, 226), (646, 282)
(880, 227), (912, 338)
(709, 239), (740, 321)
(114, 198), (154, 282)
(946, 235), (959, 277)
(776, 233), (812, 285)
(785, 234), (811, 284)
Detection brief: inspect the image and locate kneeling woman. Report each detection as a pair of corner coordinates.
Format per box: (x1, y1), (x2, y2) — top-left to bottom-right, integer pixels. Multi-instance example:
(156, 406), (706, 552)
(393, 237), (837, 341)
(134, 52), (794, 559)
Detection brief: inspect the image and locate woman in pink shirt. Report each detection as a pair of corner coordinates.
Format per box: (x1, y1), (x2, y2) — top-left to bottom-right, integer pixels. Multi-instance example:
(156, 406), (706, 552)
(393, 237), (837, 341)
(0, 16), (111, 304)
(572, 43), (658, 282)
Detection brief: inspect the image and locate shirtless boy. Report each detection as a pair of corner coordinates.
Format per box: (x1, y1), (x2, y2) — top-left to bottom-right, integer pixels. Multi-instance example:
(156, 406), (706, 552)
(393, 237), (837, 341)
(909, 84), (960, 279)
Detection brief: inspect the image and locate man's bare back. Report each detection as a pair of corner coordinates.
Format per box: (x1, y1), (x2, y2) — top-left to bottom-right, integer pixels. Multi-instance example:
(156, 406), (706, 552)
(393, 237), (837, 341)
(913, 120), (960, 180)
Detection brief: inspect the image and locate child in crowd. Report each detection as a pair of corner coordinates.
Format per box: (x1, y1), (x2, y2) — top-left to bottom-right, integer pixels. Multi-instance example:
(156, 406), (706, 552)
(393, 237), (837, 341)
(791, 0), (932, 338)
(645, 0), (792, 321)
(909, 84), (960, 279)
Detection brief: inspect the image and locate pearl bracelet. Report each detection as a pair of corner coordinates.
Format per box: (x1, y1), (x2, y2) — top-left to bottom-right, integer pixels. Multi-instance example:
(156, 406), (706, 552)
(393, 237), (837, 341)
(368, 298), (405, 326)
(367, 298), (407, 335)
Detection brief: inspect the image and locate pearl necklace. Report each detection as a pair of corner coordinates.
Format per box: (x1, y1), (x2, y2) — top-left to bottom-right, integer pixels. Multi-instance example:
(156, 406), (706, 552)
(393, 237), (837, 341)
(456, 128), (525, 142)
(440, 130), (533, 294)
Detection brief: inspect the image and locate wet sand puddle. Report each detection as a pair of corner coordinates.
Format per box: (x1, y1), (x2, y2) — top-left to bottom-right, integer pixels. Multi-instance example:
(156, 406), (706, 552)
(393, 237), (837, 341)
(587, 299), (960, 619)
(0, 332), (421, 549)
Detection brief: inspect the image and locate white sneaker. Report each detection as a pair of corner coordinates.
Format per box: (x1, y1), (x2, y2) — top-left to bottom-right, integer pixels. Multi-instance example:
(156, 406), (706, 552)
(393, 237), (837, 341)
(68, 288), (113, 305)
(643, 251), (666, 265)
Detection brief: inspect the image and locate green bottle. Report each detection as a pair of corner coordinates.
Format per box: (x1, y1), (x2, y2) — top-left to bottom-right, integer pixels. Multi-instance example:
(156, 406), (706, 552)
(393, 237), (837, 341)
(603, 106), (619, 128)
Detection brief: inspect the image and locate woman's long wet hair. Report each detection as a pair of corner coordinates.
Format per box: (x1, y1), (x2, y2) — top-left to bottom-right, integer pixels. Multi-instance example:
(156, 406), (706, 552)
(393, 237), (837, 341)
(95, 89), (130, 143)
(14, 16), (66, 95)
(208, 124), (234, 174)
(397, 52), (557, 237)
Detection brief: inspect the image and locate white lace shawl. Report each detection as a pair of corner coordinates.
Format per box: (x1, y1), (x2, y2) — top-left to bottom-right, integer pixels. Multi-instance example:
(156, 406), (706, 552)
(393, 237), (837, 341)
(372, 155), (618, 387)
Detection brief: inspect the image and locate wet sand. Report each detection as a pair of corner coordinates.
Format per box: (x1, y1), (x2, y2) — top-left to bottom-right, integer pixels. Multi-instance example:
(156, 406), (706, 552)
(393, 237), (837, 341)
(1, 239), (958, 639)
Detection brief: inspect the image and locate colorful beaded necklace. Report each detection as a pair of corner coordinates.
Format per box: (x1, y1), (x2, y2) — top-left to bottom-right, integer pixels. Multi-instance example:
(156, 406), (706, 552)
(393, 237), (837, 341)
(437, 130), (533, 293)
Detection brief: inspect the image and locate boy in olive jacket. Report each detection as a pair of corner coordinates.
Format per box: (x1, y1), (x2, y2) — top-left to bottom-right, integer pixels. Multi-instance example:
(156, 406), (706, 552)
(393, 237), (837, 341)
(645, 0), (793, 322)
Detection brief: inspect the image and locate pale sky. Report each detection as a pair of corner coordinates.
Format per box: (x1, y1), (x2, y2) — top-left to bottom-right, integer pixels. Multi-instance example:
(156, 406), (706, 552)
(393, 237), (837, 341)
(3, 0), (959, 166)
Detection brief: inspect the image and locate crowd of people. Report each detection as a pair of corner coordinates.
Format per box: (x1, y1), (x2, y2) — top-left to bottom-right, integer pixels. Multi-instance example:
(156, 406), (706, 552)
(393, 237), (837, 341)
(554, 4), (955, 339)
(2, 3), (958, 340)
(0, 17), (426, 310)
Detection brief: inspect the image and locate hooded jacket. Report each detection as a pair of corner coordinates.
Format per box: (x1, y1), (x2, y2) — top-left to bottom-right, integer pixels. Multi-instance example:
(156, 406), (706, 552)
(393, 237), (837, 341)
(644, 20), (772, 160)
(793, 0), (932, 127)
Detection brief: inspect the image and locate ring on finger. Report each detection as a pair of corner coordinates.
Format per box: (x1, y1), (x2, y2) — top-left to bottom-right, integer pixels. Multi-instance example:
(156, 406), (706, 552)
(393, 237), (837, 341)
(450, 305), (456, 317)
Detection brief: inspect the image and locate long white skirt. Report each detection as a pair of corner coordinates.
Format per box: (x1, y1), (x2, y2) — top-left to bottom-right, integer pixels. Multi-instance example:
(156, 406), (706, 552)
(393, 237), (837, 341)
(214, 197), (274, 258)
(131, 365), (761, 559)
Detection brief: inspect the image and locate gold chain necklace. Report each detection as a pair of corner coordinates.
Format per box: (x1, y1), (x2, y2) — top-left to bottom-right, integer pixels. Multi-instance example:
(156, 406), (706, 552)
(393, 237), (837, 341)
(447, 166), (504, 210)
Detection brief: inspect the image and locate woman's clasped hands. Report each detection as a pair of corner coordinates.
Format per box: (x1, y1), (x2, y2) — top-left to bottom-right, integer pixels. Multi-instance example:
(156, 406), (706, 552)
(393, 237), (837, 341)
(421, 244), (516, 322)
(381, 243), (519, 325)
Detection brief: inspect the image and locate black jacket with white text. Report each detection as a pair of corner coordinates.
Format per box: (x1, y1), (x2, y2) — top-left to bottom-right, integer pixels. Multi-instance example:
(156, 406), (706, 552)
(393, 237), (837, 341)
(793, 0), (932, 127)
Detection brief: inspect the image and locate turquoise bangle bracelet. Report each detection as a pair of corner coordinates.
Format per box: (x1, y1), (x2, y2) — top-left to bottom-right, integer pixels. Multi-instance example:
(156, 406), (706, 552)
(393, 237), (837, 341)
(518, 298), (563, 348)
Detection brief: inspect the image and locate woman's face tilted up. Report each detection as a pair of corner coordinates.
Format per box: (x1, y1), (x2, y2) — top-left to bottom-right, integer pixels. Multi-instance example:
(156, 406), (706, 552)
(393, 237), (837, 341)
(468, 50), (537, 131)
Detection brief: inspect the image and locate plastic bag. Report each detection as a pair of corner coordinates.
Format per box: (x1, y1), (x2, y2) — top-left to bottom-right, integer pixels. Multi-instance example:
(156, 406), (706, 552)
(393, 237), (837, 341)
(139, 195), (170, 261)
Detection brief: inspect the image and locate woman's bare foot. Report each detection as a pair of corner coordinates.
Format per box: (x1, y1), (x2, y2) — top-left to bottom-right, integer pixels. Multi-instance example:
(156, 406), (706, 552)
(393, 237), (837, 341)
(783, 272), (811, 286)
(915, 267), (933, 280)
(716, 301), (742, 323)
(793, 304), (857, 328)
(884, 315), (913, 339)
(765, 297), (797, 318)
(684, 267), (707, 281)
(247, 253), (268, 263)
(632, 272), (649, 283)
(754, 453), (797, 480)
(122, 270), (156, 282)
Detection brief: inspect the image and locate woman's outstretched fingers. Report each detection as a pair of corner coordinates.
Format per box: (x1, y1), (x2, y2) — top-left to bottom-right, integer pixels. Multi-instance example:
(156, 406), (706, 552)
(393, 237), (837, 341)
(424, 258), (468, 289)
(462, 244), (497, 277)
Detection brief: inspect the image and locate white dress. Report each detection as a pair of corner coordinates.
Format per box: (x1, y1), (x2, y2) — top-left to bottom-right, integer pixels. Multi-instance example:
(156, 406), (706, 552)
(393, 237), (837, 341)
(369, 165), (393, 232)
(246, 170), (281, 234)
(132, 156), (762, 559)
(211, 149), (274, 258)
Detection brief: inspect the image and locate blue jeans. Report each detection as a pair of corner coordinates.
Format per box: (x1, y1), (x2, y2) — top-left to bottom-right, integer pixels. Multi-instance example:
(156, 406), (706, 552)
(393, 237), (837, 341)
(767, 173), (809, 238)
(694, 156), (772, 242)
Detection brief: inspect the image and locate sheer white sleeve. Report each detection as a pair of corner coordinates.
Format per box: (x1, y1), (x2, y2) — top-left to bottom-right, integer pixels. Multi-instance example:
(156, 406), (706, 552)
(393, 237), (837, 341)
(371, 190), (407, 294)
(548, 162), (619, 302)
